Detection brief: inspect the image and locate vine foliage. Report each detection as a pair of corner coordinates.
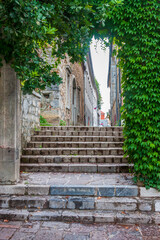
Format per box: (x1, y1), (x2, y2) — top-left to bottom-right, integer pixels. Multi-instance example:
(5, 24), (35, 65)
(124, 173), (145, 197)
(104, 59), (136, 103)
(0, 0), (160, 189)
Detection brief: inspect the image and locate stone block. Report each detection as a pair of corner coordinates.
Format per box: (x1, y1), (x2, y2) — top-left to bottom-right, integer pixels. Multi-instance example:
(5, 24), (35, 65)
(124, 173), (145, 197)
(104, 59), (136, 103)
(0, 209), (28, 221)
(116, 212), (152, 224)
(116, 186), (138, 197)
(96, 198), (137, 211)
(62, 210), (94, 223)
(54, 157), (63, 163)
(153, 214), (160, 224)
(38, 157), (45, 163)
(0, 197), (10, 208)
(94, 212), (115, 223)
(140, 187), (160, 197)
(67, 197), (95, 210)
(49, 197), (67, 209)
(138, 200), (152, 212)
(9, 196), (48, 209)
(155, 200), (160, 212)
(0, 185), (25, 195)
(97, 187), (115, 197)
(29, 210), (62, 221)
(98, 165), (116, 173)
(50, 186), (96, 196)
(27, 185), (49, 195)
(88, 157), (96, 163)
(69, 164), (97, 173)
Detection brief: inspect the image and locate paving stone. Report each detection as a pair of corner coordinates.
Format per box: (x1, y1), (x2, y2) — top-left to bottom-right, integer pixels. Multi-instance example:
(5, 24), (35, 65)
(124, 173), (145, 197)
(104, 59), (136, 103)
(64, 233), (90, 240)
(90, 231), (109, 240)
(50, 186), (96, 196)
(41, 221), (70, 229)
(67, 197), (95, 210)
(10, 232), (35, 240)
(34, 229), (63, 240)
(19, 222), (40, 233)
(0, 228), (16, 240)
(139, 224), (160, 237)
(116, 186), (138, 197)
(49, 197), (67, 209)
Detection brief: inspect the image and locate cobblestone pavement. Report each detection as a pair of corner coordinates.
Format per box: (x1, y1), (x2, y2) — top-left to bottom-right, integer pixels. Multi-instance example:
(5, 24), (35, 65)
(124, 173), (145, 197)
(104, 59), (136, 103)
(0, 220), (159, 240)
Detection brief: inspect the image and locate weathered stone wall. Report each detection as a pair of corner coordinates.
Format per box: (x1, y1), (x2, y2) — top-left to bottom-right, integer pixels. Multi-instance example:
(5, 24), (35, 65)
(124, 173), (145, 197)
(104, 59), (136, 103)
(21, 91), (41, 148)
(0, 61), (21, 184)
(41, 86), (60, 125)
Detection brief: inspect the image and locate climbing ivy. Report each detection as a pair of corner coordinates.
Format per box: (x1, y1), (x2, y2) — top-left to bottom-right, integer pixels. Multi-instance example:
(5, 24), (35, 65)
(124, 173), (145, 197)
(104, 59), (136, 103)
(0, 0), (159, 189)
(108, 0), (160, 190)
(95, 78), (103, 109)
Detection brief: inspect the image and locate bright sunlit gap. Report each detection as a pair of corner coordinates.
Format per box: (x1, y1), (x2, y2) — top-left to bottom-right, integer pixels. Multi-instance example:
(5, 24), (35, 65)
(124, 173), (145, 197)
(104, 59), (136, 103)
(90, 38), (110, 115)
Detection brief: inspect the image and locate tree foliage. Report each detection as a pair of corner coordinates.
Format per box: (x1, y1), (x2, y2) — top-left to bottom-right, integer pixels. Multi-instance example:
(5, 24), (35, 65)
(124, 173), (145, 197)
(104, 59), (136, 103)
(0, 0), (160, 189)
(0, 0), (113, 93)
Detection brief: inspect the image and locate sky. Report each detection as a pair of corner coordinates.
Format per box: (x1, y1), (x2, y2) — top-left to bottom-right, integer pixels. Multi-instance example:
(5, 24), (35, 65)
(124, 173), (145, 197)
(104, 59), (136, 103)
(90, 38), (110, 114)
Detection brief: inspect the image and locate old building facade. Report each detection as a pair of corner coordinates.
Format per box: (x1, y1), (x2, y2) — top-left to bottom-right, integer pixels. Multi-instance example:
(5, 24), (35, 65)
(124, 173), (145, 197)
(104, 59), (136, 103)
(107, 44), (122, 126)
(41, 49), (99, 127)
(84, 51), (99, 126)
(41, 54), (85, 126)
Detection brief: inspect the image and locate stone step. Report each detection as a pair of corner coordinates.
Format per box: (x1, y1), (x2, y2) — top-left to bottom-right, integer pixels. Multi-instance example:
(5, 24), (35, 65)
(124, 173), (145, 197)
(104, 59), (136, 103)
(34, 130), (123, 137)
(20, 163), (132, 173)
(0, 209), (158, 224)
(0, 183), (139, 197)
(0, 196), (157, 213)
(31, 136), (124, 142)
(41, 126), (123, 132)
(22, 148), (124, 156)
(21, 155), (128, 164)
(27, 142), (124, 148)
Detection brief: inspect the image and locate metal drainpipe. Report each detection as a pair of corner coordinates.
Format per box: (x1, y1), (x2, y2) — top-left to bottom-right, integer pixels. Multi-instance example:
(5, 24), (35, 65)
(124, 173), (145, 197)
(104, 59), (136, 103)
(119, 67), (122, 126)
(115, 57), (118, 125)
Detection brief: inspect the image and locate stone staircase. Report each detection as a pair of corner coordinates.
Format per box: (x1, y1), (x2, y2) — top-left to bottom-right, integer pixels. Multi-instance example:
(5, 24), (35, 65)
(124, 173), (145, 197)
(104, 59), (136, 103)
(21, 126), (131, 173)
(0, 126), (160, 224)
